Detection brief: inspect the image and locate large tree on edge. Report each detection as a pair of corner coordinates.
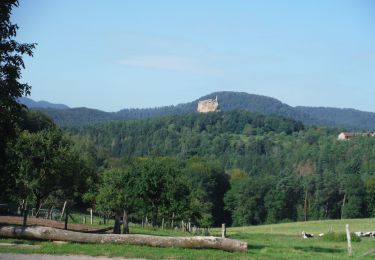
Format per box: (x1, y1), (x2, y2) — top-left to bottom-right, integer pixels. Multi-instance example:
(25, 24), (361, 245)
(0, 0), (36, 200)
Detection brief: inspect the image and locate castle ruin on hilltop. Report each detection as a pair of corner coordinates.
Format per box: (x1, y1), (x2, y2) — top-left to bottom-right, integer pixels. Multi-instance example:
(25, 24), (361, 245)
(197, 96), (219, 113)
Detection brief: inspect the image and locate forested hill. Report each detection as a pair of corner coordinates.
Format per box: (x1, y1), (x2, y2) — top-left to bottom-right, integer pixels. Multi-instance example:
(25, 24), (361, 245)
(19, 97), (69, 109)
(71, 110), (305, 160)
(69, 110), (375, 224)
(29, 91), (375, 130)
(295, 106), (375, 130)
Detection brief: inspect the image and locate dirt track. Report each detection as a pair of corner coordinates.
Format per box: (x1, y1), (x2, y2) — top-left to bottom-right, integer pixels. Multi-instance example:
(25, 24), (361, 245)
(0, 216), (110, 232)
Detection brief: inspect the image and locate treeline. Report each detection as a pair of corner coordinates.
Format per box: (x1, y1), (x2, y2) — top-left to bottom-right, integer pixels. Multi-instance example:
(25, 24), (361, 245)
(3, 109), (375, 229)
(31, 91), (375, 130)
(71, 110), (304, 160)
(93, 157), (230, 232)
(1, 110), (232, 229)
(69, 110), (375, 225)
(1, 110), (97, 211)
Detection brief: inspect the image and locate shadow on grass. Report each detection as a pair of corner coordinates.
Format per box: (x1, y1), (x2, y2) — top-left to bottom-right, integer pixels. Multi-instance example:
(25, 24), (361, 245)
(294, 246), (343, 253)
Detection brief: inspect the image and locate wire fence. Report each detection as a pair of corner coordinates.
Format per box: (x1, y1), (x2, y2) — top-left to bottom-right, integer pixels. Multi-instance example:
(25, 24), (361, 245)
(0, 201), (215, 236)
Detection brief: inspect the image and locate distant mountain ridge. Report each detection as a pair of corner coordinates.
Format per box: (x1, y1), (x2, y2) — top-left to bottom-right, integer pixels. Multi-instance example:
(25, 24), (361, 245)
(19, 97), (69, 109)
(25, 91), (375, 130)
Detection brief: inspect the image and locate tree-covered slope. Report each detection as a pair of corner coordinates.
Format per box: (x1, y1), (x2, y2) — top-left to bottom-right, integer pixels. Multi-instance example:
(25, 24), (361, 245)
(71, 110), (305, 160)
(69, 110), (375, 225)
(19, 97), (69, 109)
(296, 106), (375, 131)
(30, 91), (375, 130)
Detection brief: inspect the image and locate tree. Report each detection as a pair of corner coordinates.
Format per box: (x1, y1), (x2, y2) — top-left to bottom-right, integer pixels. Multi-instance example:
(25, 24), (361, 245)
(10, 127), (89, 213)
(366, 176), (375, 217)
(0, 0), (36, 200)
(134, 158), (191, 226)
(96, 168), (138, 234)
(265, 175), (301, 223)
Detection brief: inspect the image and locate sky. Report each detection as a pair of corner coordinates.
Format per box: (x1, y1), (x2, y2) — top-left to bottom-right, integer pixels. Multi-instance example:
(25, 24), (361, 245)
(12, 0), (375, 112)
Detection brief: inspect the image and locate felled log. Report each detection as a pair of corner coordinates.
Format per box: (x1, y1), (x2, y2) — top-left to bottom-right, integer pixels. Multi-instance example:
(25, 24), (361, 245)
(0, 225), (247, 252)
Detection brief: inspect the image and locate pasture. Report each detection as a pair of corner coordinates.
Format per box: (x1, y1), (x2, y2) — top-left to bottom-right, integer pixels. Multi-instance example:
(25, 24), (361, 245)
(1, 218), (375, 259)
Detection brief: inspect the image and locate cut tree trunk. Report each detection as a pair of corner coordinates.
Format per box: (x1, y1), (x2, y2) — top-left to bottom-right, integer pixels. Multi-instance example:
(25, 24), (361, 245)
(0, 225), (247, 252)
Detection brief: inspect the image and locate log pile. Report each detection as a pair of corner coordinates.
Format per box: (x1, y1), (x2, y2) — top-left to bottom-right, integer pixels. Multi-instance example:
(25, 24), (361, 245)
(0, 225), (247, 252)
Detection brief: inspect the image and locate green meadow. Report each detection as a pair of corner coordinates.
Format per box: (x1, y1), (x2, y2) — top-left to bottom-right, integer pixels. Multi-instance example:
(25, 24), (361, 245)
(1, 218), (375, 259)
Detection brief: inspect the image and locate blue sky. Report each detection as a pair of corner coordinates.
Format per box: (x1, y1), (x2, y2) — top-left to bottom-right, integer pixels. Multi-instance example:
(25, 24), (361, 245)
(13, 0), (375, 112)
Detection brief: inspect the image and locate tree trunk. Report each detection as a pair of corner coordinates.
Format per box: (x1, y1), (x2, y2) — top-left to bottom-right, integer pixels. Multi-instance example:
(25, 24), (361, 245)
(122, 210), (129, 234)
(304, 189), (308, 222)
(341, 193), (346, 219)
(113, 213), (121, 234)
(0, 225), (247, 252)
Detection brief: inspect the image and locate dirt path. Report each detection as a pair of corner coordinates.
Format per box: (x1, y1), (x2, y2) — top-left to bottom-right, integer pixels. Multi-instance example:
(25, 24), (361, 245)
(0, 216), (110, 232)
(0, 253), (145, 260)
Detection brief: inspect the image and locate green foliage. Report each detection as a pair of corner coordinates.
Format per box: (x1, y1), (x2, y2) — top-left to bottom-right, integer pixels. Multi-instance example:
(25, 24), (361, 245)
(9, 126), (94, 209)
(0, 0), (36, 200)
(65, 110), (375, 226)
(365, 176), (375, 216)
(95, 158), (196, 226)
(95, 168), (137, 215)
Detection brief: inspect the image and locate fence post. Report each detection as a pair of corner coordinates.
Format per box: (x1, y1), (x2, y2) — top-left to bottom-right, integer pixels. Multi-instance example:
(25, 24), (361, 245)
(346, 224), (352, 256)
(90, 209), (93, 225)
(60, 201), (67, 221)
(162, 218), (165, 229)
(222, 223), (226, 238)
(22, 208), (28, 227)
(171, 212), (174, 229)
(64, 207), (68, 230)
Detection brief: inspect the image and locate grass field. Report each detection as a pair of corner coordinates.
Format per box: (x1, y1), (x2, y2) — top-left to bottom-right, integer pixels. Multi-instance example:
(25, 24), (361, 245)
(1, 218), (375, 259)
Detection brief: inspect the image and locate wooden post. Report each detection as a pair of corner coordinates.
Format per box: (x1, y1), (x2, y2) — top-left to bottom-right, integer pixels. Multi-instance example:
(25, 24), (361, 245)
(22, 208), (28, 227)
(60, 201), (67, 221)
(90, 209), (93, 225)
(304, 190), (308, 222)
(64, 208), (68, 230)
(18, 200), (24, 215)
(171, 212), (174, 229)
(35, 199), (46, 218)
(141, 217), (144, 229)
(162, 218), (165, 230)
(341, 194), (346, 220)
(346, 224), (352, 256)
(48, 206), (54, 219)
(222, 223), (226, 238)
